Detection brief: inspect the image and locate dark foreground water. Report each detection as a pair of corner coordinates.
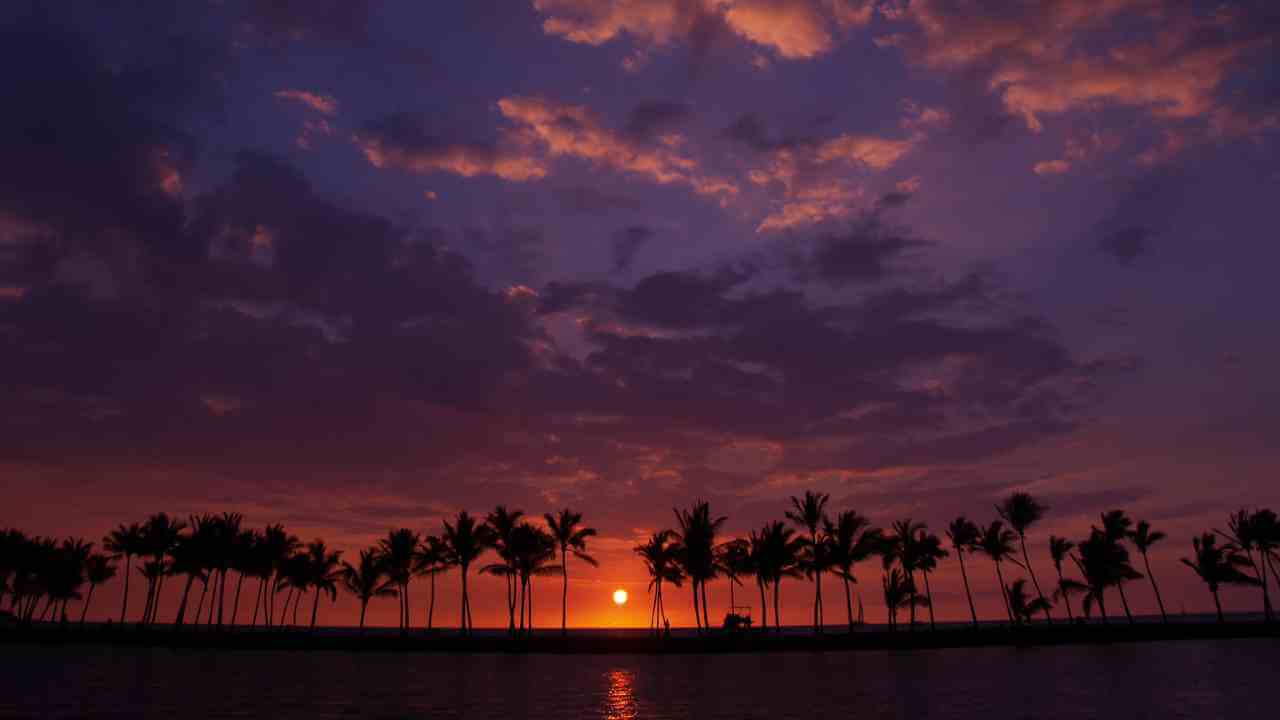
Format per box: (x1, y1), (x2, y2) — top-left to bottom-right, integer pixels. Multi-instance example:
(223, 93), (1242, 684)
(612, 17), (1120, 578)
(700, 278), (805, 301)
(1, 638), (1274, 719)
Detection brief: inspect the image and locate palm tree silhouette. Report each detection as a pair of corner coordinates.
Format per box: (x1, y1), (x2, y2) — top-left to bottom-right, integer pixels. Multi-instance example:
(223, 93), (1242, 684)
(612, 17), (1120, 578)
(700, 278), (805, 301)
(45, 538), (92, 625)
(1073, 526), (1142, 624)
(414, 535), (447, 632)
(341, 548), (396, 632)
(79, 553), (116, 626)
(756, 520), (803, 632)
(1006, 578), (1052, 626)
(945, 517), (982, 627)
(635, 530), (683, 634)
(139, 513), (184, 626)
(997, 493), (1052, 623)
(442, 511), (491, 635)
(1098, 510), (1140, 624)
(103, 522), (145, 623)
(1218, 508), (1276, 621)
(508, 522), (559, 634)
(824, 511), (882, 633)
(786, 491), (831, 633)
(1181, 532), (1259, 622)
(274, 553), (310, 628)
(1129, 520), (1169, 623)
(171, 514), (214, 628)
(377, 528), (420, 632)
(913, 530), (948, 631)
(227, 527), (257, 626)
(257, 524), (299, 629)
(673, 501), (726, 634)
(484, 506), (524, 633)
(882, 519), (927, 629)
(717, 538), (751, 623)
(302, 540), (342, 630)
(975, 520), (1019, 624)
(545, 508), (597, 635)
(1048, 535), (1084, 623)
(881, 568), (921, 631)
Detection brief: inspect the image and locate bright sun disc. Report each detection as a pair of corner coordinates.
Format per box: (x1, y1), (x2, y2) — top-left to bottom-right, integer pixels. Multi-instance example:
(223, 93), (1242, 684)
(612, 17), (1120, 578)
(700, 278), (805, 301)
(612, 589), (628, 606)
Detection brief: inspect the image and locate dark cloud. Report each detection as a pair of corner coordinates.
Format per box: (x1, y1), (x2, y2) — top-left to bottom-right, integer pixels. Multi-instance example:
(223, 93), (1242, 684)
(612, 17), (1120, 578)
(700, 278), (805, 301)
(227, 0), (373, 46)
(612, 225), (654, 273)
(625, 102), (692, 141)
(790, 213), (928, 286)
(722, 113), (813, 152)
(1098, 226), (1153, 265)
(1094, 168), (1184, 266)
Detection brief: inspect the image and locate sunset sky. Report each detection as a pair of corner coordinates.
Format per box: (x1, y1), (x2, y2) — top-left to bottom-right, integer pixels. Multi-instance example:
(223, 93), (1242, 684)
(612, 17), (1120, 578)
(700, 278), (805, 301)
(2, 0), (1279, 628)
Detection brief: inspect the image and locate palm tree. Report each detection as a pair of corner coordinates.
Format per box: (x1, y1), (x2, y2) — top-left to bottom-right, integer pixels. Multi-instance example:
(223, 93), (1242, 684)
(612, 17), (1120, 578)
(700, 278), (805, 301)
(103, 522), (145, 623)
(1006, 578), (1052, 626)
(509, 522), (559, 634)
(1218, 508), (1276, 621)
(786, 491), (831, 633)
(257, 524), (299, 629)
(881, 519), (927, 629)
(1048, 535), (1084, 623)
(139, 513), (185, 625)
(377, 528), (420, 632)
(545, 508), (598, 635)
(945, 517), (982, 627)
(44, 538), (92, 624)
(824, 511), (881, 633)
(673, 501), (726, 634)
(442, 511), (492, 635)
(227, 528), (257, 626)
(1074, 527), (1142, 624)
(717, 538), (751, 620)
(342, 548), (397, 632)
(171, 515), (214, 628)
(303, 540), (342, 630)
(635, 530), (683, 634)
(79, 553), (117, 625)
(881, 568), (922, 631)
(1097, 510), (1140, 623)
(757, 520), (804, 632)
(1181, 532), (1259, 622)
(975, 520), (1019, 624)
(1129, 520), (1169, 623)
(913, 530), (949, 631)
(485, 506), (524, 633)
(997, 492), (1052, 623)
(274, 553), (310, 628)
(414, 535), (447, 632)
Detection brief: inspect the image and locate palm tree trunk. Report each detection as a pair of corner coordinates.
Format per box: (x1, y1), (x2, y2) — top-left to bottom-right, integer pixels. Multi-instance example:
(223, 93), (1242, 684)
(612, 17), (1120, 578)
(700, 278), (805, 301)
(278, 587), (293, 626)
(250, 579), (263, 628)
(773, 578), (782, 633)
(526, 578), (532, 634)
(359, 600), (367, 631)
(812, 530), (821, 633)
(1116, 582), (1135, 624)
(1212, 587), (1224, 623)
(231, 572), (245, 627)
(217, 569), (227, 628)
(506, 572), (515, 633)
(561, 549), (569, 635)
(993, 561), (1014, 624)
(842, 575), (853, 633)
(291, 589), (301, 627)
(403, 582), (411, 631)
(79, 584), (97, 626)
(310, 588), (320, 630)
(691, 582), (701, 633)
(922, 570), (937, 631)
(1140, 551), (1167, 624)
(758, 580), (769, 632)
(428, 572), (436, 631)
(1055, 569), (1075, 622)
(1019, 535), (1051, 624)
(174, 575), (196, 627)
(700, 579), (710, 631)
(1096, 589), (1109, 624)
(140, 577), (154, 626)
(460, 567), (469, 635)
(194, 578), (209, 627)
(957, 551), (978, 627)
(206, 578), (218, 626)
(908, 571), (917, 631)
(119, 556), (132, 623)
(1257, 550), (1273, 622)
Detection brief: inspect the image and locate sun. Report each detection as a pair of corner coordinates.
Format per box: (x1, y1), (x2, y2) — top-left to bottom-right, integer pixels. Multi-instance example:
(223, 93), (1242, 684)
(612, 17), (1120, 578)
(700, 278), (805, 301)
(612, 588), (628, 606)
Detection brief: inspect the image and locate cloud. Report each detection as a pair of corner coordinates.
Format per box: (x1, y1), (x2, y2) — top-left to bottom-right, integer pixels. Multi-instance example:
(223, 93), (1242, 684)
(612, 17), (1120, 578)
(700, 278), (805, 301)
(1097, 227), (1153, 265)
(790, 212), (928, 285)
(624, 101), (693, 140)
(273, 89), (340, 115)
(353, 113), (548, 181)
(613, 225), (654, 273)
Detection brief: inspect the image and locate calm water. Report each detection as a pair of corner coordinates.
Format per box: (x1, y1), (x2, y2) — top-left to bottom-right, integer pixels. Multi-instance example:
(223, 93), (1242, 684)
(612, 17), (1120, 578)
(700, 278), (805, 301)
(1, 638), (1274, 719)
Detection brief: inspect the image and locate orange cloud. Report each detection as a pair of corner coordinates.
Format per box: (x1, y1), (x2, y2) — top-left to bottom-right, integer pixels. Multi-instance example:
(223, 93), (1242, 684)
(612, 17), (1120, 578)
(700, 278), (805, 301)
(724, 0), (834, 59)
(756, 178), (864, 231)
(274, 89), (340, 116)
(1032, 159), (1072, 176)
(353, 132), (548, 182)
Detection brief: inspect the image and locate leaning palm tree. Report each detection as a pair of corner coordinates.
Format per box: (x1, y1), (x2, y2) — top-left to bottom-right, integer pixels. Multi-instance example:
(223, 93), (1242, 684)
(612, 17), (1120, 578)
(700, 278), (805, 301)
(545, 508), (598, 635)
(824, 511), (882, 633)
(414, 535), (448, 632)
(103, 522), (145, 623)
(1074, 527), (1142, 624)
(303, 540), (343, 630)
(673, 500), (726, 634)
(975, 520), (1020, 624)
(997, 492), (1051, 623)
(786, 491), (831, 633)
(635, 530), (683, 634)
(139, 513), (185, 626)
(485, 506), (525, 633)
(881, 568), (921, 631)
(342, 548), (396, 632)
(79, 553), (117, 625)
(171, 515), (214, 628)
(913, 530), (949, 631)
(442, 511), (492, 635)
(1006, 578), (1053, 627)
(1097, 510), (1140, 623)
(1048, 535), (1082, 622)
(1129, 520), (1169, 623)
(1218, 508), (1275, 622)
(757, 520), (804, 632)
(1181, 532), (1259, 622)
(257, 524), (299, 629)
(377, 528), (420, 632)
(945, 517), (982, 626)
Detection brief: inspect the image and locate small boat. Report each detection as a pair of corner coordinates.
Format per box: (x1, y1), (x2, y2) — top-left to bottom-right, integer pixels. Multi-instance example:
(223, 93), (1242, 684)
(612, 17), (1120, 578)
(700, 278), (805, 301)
(722, 605), (754, 631)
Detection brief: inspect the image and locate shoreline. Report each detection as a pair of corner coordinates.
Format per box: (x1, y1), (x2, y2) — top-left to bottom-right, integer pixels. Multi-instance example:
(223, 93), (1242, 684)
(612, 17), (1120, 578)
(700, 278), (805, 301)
(4, 622), (1277, 654)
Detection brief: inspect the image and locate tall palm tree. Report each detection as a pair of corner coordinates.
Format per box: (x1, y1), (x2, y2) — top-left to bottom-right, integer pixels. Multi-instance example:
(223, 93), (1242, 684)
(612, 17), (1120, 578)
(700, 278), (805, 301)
(1129, 520), (1169, 623)
(484, 506), (524, 633)
(757, 520), (804, 633)
(824, 511), (882, 633)
(1074, 527), (1142, 624)
(1218, 508), (1275, 622)
(545, 508), (597, 635)
(786, 491), (831, 633)
(1097, 510), (1140, 623)
(257, 524), (299, 629)
(377, 528), (420, 632)
(945, 517), (982, 627)
(913, 530), (949, 631)
(274, 553), (310, 628)
(442, 511), (492, 635)
(1006, 578), (1052, 626)
(103, 522), (145, 623)
(139, 513), (185, 625)
(717, 538), (751, 620)
(227, 528), (257, 626)
(881, 568), (921, 631)
(635, 530), (683, 634)
(673, 501), (726, 634)
(79, 553), (117, 625)
(414, 535), (448, 632)
(342, 548), (396, 632)
(881, 519), (927, 629)
(975, 520), (1019, 624)
(45, 538), (92, 624)
(508, 522), (559, 634)
(1181, 532), (1259, 622)
(303, 540), (342, 630)
(1048, 535), (1084, 623)
(171, 515), (214, 628)
(997, 492), (1051, 623)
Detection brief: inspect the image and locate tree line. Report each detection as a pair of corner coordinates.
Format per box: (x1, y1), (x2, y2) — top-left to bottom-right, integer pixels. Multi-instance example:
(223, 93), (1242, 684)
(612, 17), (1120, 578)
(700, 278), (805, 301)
(2, 496), (1277, 633)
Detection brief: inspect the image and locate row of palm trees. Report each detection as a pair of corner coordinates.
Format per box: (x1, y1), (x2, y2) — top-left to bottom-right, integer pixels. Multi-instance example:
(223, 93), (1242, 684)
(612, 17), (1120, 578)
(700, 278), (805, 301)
(633, 494), (1280, 634)
(0, 507), (598, 635)
(3, 499), (1278, 632)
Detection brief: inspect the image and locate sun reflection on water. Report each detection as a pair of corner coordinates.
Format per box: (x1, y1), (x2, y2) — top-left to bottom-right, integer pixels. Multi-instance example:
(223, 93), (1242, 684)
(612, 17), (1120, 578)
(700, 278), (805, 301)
(602, 669), (637, 719)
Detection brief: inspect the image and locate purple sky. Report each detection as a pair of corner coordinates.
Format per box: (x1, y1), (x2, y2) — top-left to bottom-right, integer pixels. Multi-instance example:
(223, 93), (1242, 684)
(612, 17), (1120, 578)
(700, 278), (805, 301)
(2, 0), (1279, 628)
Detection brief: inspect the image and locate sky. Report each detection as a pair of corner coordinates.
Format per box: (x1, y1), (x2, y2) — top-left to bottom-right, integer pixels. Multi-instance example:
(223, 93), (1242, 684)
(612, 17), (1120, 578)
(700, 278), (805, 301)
(2, 0), (1279, 629)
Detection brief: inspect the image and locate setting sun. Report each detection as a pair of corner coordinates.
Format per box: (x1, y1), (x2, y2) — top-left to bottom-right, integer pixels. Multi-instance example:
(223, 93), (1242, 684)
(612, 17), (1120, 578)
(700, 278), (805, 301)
(612, 589), (628, 606)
